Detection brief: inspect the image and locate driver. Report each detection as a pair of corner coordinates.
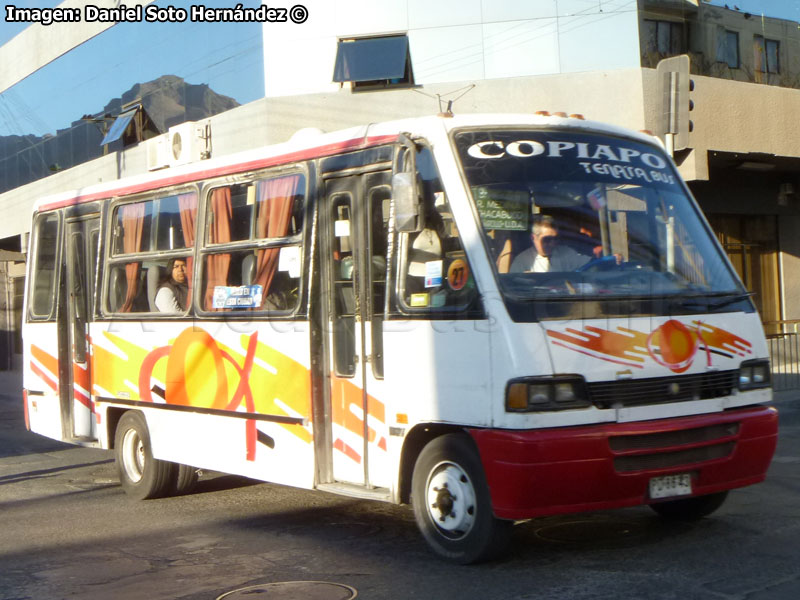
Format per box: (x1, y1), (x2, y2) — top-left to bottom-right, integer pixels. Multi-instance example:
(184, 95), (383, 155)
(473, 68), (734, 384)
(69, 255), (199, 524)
(510, 215), (590, 273)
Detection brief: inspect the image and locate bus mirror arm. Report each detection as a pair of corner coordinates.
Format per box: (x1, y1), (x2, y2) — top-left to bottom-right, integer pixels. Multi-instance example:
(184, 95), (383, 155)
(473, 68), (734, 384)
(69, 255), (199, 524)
(393, 134), (424, 233)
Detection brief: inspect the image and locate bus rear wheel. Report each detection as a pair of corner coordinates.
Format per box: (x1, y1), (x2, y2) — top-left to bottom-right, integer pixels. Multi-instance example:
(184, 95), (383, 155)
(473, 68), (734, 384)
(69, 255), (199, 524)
(411, 433), (512, 564)
(114, 411), (177, 500)
(172, 464), (199, 495)
(649, 491), (729, 520)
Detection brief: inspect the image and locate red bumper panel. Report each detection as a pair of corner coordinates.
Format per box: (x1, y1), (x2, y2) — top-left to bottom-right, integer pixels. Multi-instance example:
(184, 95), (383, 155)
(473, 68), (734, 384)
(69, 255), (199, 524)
(470, 405), (778, 520)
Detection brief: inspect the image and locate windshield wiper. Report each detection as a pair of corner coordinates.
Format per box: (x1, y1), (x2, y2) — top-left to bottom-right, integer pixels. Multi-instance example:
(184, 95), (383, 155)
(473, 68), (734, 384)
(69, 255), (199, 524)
(674, 291), (753, 310)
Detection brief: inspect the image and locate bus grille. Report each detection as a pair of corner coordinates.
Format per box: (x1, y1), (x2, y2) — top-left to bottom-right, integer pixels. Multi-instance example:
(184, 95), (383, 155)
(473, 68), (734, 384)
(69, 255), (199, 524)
(587, 370), (739, 409)
(609, 423), (740, 473)
(613, 442), (735, 473)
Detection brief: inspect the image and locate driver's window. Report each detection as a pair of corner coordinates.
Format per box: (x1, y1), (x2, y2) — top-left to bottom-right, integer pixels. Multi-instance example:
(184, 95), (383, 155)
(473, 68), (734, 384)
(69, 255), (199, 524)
(398, 147), (479, 313)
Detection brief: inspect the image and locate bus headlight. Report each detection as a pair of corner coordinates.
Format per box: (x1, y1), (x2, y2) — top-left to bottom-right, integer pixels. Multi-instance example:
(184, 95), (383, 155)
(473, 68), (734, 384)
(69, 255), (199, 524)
(739, 359), (771, 390)
(506, 376), (591, 412)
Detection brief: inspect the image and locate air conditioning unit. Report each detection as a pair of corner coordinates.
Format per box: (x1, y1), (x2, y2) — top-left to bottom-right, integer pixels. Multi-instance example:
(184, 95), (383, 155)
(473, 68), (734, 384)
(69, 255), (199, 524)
(146, 134), (170, 171)
(167, 121), (211, 167)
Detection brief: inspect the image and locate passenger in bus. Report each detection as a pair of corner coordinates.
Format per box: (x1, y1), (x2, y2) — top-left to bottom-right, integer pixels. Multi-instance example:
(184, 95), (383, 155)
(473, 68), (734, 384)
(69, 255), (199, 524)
(155, 258), (189, 313)
(510, 214), (589, 273)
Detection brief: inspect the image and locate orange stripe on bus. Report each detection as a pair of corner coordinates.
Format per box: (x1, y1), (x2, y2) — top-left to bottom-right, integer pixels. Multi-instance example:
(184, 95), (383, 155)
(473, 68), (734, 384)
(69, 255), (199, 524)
(31, 345), (59, 378)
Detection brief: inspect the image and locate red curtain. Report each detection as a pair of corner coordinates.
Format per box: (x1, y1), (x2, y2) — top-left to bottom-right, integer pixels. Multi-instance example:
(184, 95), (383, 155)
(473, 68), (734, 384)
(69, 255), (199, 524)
(120, 202), (145, 312)
(204, 188), (232, 310)
(255, 175), (299, 305)
(178, 192), (197, 303)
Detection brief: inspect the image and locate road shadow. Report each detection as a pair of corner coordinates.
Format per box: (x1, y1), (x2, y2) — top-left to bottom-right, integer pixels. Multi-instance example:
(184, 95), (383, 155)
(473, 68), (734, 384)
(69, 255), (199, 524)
(0, 459), (115, 486)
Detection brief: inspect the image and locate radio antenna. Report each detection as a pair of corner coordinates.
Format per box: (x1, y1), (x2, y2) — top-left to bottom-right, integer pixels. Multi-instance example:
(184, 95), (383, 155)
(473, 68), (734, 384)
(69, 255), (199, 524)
(413, 84), (475, 117)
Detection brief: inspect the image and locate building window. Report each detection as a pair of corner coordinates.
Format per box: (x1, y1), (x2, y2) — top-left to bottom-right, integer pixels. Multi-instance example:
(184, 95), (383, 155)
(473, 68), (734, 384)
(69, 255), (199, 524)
(333, 35), (414, 90)
(716, 29), (740, 68)
(643, 19), (685, 55)
(754, 35), (780, 74)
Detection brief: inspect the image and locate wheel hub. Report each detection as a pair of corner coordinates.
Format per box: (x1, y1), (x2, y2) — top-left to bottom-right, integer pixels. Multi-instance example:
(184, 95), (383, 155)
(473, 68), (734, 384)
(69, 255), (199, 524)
(122, 429), (145, 483)
(426, 463), (477, 537)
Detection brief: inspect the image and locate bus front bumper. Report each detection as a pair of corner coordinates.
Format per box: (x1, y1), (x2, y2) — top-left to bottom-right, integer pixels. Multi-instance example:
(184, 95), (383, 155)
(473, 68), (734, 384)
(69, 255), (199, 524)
(469, 405), (778, 521)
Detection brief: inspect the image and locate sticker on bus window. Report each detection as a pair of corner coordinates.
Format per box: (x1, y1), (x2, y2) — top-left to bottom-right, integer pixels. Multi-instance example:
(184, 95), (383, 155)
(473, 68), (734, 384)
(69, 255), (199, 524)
(447, 259), (469, 291)
(334, 219), (350, 238)
(410, 293), (429, 307)
(424, 260), (443, 288)
(212, 285), (264, 309)
(278, 246), (301, 278)
(473, 186), (528, 231)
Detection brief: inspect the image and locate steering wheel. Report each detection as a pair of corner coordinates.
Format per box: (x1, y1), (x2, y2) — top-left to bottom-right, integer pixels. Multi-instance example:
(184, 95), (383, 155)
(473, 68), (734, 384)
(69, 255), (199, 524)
(576, 255), (645, 273)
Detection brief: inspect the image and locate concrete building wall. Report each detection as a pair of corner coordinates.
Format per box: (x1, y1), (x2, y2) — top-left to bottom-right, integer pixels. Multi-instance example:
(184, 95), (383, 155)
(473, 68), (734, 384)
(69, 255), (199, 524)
(262, 0), (641, 97)
(688, 3), (800, 86)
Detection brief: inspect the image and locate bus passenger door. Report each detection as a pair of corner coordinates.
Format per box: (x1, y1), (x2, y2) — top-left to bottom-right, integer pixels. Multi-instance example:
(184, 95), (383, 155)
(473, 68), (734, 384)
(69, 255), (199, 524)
(322, 171), (392, 488)
(61, 215), (99, 441)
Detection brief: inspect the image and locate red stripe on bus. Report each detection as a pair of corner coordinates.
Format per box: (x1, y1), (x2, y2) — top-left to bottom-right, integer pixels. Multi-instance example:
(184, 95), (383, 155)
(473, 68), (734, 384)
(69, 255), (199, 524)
(23, 389), (30, 431)
(73, 388), (93, 411)
(333, 438), (362, 464)
(39, 134), (400, 212)
(30, 362), (58, 392)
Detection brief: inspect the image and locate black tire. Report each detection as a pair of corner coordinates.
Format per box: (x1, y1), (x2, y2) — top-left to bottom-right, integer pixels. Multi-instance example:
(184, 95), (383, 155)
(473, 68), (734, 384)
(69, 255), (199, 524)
(411, 433), (512, 564)
(649, 491), (729, 521)
(172, 464), (199, 496)
(114, 411), (177, 500)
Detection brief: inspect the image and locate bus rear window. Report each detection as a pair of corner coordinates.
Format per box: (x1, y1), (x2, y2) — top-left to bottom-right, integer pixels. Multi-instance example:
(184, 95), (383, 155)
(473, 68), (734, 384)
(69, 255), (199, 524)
(29, 213), (60, 319)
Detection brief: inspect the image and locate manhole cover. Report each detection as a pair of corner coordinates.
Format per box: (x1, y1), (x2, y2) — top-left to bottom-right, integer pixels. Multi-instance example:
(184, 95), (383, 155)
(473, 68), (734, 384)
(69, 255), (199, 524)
(535, 520), (642, 544)
(217, 581), (357, 600)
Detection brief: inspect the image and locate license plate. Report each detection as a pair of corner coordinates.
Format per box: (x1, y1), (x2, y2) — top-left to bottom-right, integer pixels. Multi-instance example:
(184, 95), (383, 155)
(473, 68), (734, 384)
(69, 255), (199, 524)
(649, 473), (692, 500)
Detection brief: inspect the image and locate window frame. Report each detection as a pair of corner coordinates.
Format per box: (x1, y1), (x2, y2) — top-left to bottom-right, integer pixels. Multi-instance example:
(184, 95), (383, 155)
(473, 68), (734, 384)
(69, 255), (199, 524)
(643, 19), (685, 56)
(717, 29), (740, 69)
(27, 210), (62, 322)
(393, 144), (483, 318)
(333, 34), (415, 91)
(196, 166), (309, 318)
(102, 185), (199, 317)
(754, 35), (780, 74)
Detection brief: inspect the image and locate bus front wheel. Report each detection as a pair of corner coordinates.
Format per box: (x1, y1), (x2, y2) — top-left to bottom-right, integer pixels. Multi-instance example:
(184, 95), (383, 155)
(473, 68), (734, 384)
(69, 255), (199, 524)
(114, 411), (176, 500)
(649, 491), (729, 520)
(411, 433), (512, 564)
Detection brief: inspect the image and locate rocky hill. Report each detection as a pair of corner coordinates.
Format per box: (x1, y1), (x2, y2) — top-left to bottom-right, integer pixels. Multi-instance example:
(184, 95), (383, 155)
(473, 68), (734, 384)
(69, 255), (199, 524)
(103, 74), (239, 132)
(0, 75), (240, 194)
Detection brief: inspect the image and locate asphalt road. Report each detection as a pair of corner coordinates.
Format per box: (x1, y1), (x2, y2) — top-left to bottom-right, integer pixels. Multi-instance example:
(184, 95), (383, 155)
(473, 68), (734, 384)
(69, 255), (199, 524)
(1, 368), (799, 600)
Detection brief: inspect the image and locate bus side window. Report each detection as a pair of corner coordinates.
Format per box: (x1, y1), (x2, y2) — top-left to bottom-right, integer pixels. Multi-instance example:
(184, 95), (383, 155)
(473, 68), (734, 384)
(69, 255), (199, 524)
(29, 212), (60, 320)
(200, 173), (305, 313)
(107, 191), (197, 315)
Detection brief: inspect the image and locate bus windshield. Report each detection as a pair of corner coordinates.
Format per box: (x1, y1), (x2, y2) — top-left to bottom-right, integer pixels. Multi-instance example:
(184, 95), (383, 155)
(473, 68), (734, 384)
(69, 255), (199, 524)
(453, 129), (747, 319)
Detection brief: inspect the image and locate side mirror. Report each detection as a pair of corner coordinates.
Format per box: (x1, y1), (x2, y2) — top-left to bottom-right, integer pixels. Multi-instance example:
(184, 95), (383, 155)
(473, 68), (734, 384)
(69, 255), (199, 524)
(393, 172), (423, 232)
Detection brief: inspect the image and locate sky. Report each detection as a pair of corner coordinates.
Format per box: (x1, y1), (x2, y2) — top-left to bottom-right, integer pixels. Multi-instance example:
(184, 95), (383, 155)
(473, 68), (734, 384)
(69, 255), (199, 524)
(704, 0), (800, 20)
(0, 0), (266, 137)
